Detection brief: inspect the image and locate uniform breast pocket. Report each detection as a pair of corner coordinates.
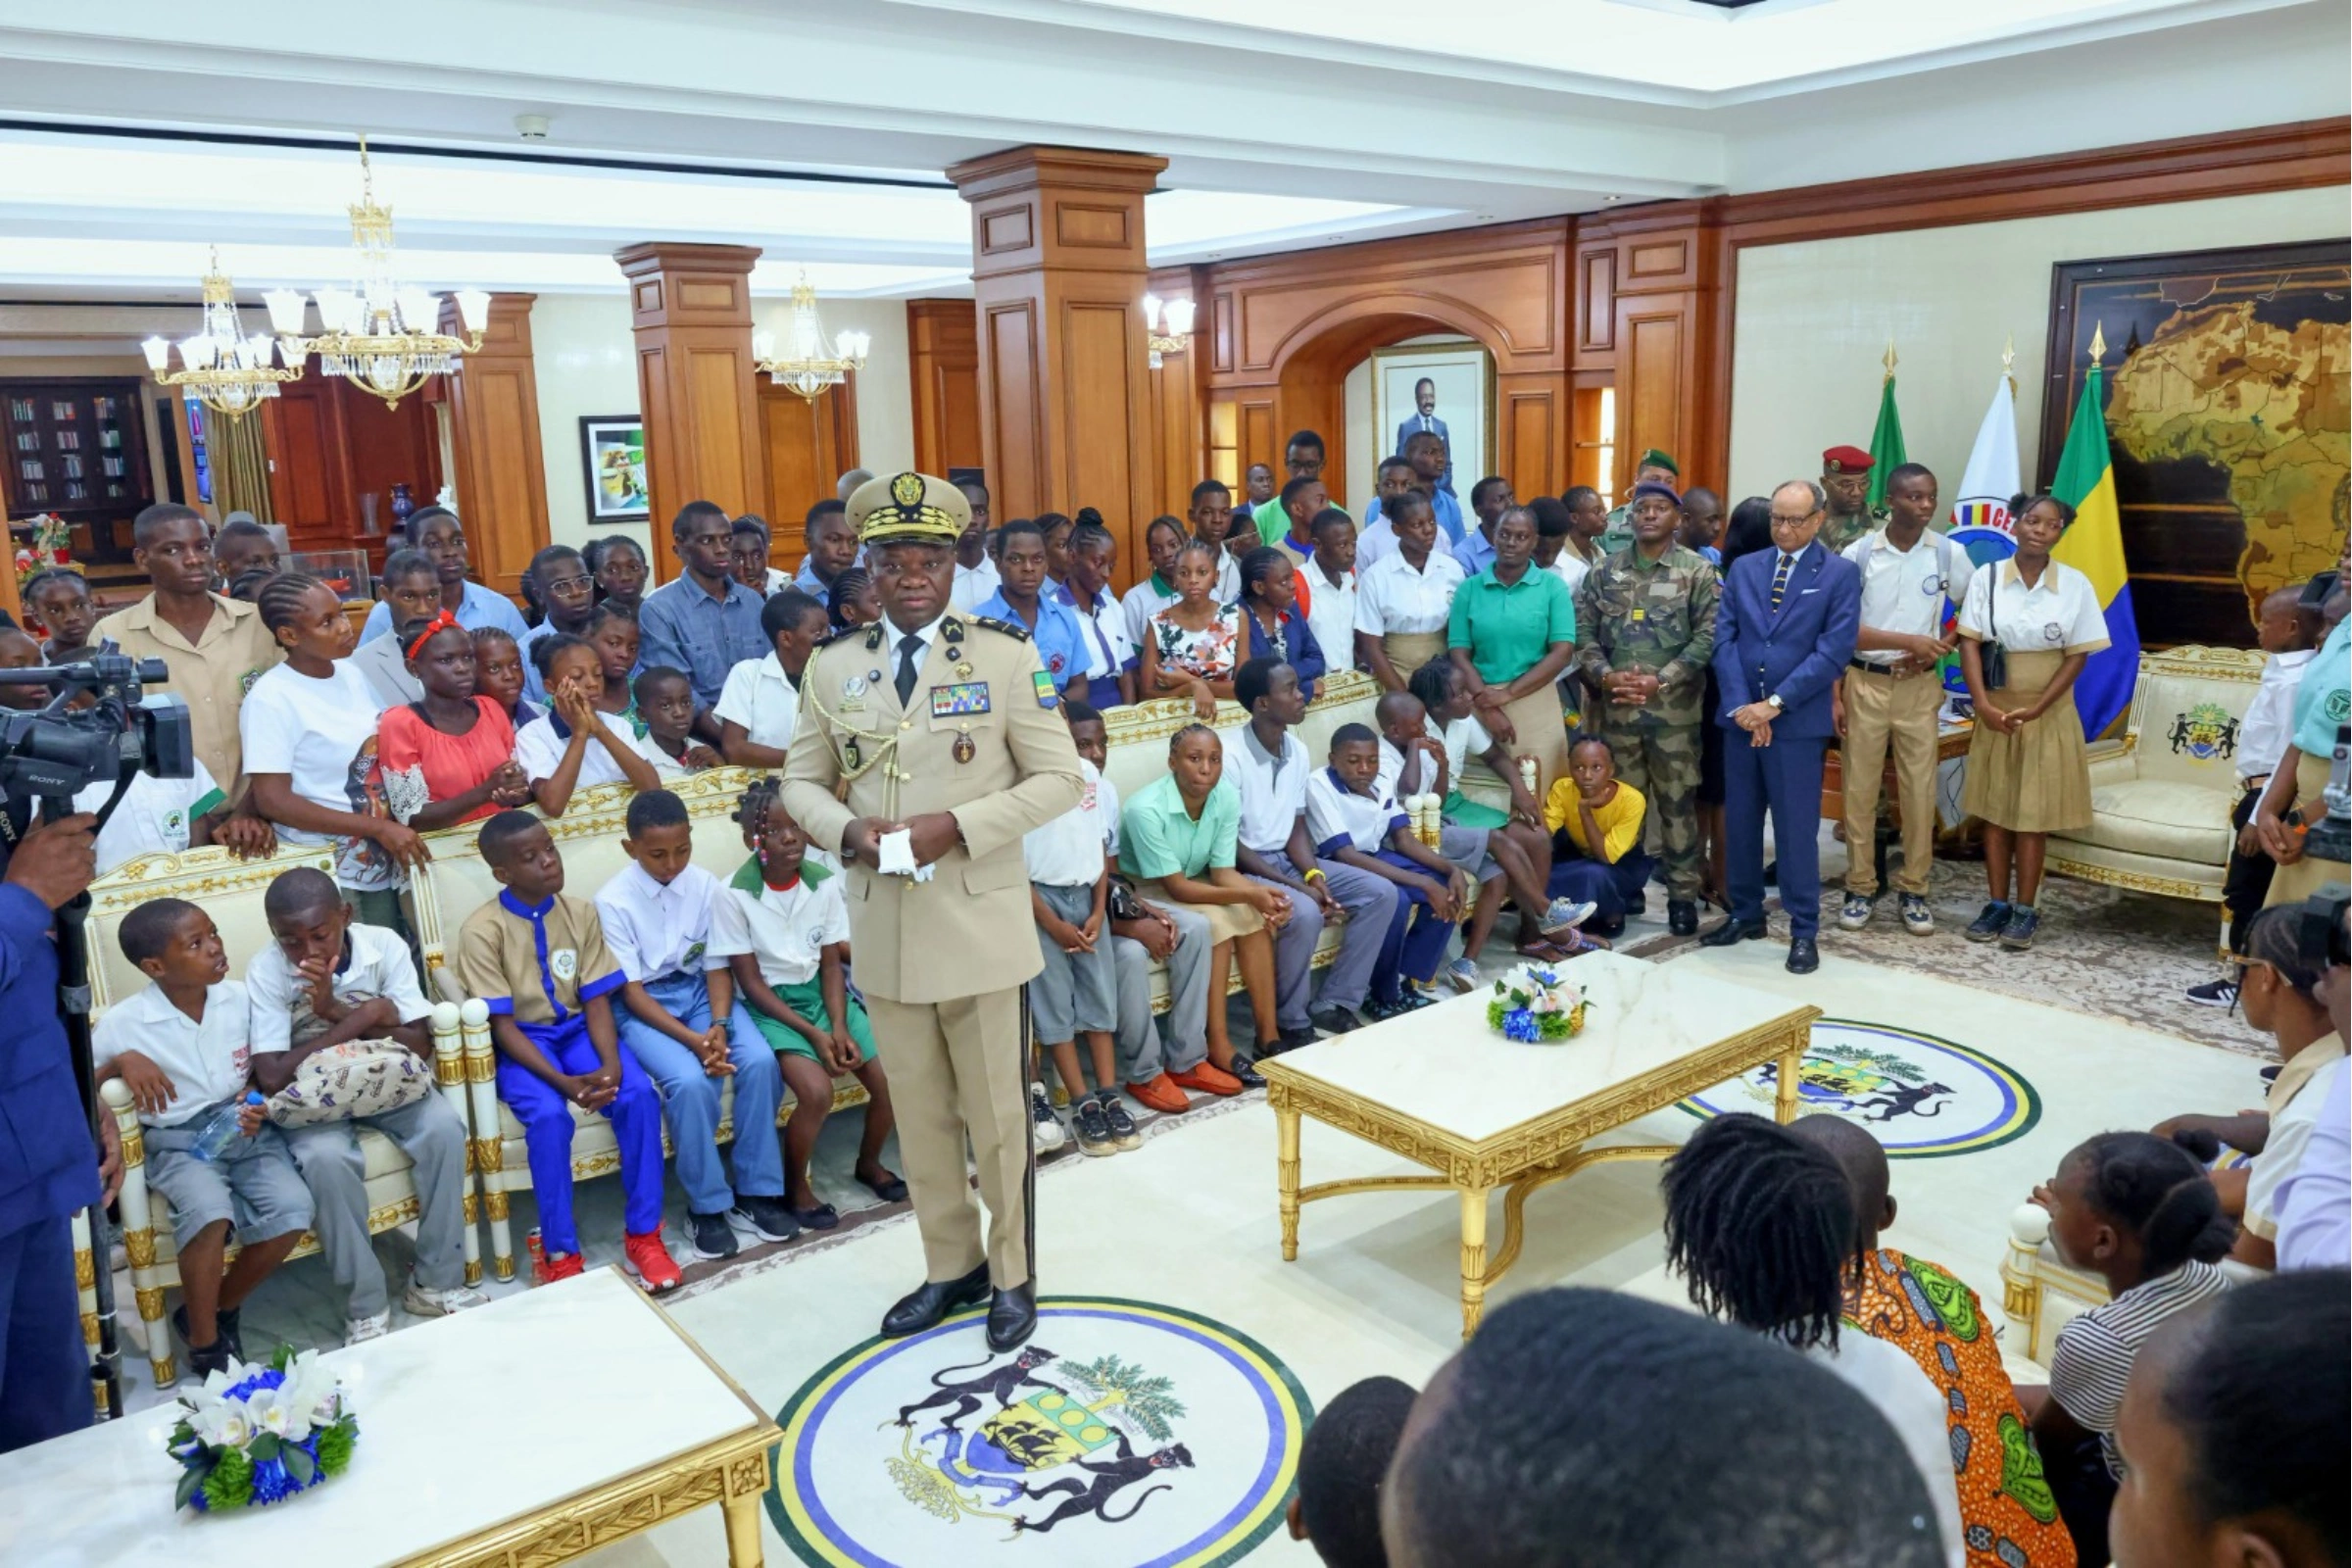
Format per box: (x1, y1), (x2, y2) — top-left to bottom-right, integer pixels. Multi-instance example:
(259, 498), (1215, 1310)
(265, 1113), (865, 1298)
(924, 680), (1004, 737)
(1642, 593), (1689, 641)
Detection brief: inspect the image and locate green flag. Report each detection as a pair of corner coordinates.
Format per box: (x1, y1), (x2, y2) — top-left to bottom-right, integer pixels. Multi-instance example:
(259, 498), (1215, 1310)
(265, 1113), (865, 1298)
(1866, 373), (1907, 511)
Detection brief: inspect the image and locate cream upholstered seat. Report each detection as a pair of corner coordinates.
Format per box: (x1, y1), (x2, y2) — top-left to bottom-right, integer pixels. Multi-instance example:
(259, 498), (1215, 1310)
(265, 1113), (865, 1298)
(2046, 646), (2269, 904)
(1997, 1202), (2110, 1368)
(87, 843), (476, 1388)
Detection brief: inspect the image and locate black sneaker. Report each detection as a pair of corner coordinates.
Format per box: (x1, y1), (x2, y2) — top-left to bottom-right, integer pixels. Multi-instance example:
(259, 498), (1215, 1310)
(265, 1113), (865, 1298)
(1965, 901), (2011, 943)
(215, 1305), (244, 1361)
(1361, 996), (1415, 1022)
(1100, 1095), (1143, 1151)
(1309, 1006), (1360, 1035)
(1276, 1026), (1320, 1053)
(2001, 905), (2041, 951)
(689, 1209), (741, 1261)
(172, 1305), (234, 1381)
(728, 1194), (803, 1245)
(1073, 1096), (1116, 1157)
(2184, 978), (2240, 1008)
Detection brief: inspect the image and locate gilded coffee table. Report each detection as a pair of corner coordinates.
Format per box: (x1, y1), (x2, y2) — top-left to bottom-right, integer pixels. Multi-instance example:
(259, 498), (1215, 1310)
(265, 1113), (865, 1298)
(1259, 950), (1820, 1337)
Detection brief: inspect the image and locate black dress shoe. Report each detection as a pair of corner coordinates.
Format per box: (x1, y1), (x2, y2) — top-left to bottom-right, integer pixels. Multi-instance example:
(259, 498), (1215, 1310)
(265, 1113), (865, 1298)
(881, 1262), (990, 1338)
(987, 1283), (1038, 1352)
(1699, 918), (1769, 948)
(1309, 1006), (1358, 1035)
(1786, 936), (1820, 974)
(1668, 899), (1697, 935)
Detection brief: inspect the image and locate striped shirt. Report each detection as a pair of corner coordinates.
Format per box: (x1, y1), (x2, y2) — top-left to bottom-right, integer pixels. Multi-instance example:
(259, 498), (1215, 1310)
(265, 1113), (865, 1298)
(2049, 1260), (2230, 1476)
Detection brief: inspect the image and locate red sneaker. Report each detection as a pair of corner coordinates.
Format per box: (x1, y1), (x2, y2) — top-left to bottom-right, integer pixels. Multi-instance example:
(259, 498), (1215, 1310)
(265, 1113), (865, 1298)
(622, 1231), (683, 1295)
(1169, 1061), (1244, 1098)
(1124, 1074), (1192, 1115)
(541, 1250), (586, 1284)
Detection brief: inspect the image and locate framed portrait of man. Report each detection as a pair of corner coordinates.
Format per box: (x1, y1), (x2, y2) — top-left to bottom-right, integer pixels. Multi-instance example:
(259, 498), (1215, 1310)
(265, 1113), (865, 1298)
(1370, 344), (1493, 501)
(579, 416), (649, 522)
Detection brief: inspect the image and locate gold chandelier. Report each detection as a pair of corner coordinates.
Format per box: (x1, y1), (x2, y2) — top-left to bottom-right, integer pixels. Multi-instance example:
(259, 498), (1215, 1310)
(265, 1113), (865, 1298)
(267, 136), (489, 411)
(754, 274), (870, 402)
(1143, 293), (1196, 369)
(139, 251), (305, 420)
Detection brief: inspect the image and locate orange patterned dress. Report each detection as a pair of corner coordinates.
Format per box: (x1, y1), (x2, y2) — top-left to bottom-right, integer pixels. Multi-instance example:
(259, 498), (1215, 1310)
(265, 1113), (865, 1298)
(1847, 1249), (2076, 1568)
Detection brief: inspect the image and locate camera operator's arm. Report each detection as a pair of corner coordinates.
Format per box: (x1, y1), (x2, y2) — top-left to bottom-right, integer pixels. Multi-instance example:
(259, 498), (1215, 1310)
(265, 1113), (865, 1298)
(0, 813), (97, 995)
(246, 774), (430, 869)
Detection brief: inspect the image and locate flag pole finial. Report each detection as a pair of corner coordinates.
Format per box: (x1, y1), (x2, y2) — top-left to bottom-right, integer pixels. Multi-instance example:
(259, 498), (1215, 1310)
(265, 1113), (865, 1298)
(1882, 339), (1897, 380)
(2002, 333), (2015, 377)
(2088, 321), (2107, 366)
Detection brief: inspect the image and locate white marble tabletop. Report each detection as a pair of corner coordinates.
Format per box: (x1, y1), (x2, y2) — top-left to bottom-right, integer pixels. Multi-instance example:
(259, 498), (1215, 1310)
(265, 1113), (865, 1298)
(1267, 950), (1814, 1146)
(0, 1267), (767, 1568)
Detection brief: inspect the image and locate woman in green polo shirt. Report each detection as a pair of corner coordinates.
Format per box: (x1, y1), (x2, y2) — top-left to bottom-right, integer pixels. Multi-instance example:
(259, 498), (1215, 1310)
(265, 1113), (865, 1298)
(1446, 506), (1577, 804)
(1118, 723), (1289, 1086)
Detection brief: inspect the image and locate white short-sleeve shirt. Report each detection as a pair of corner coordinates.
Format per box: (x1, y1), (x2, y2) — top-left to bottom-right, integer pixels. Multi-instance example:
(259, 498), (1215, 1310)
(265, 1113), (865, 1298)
(951, 559), (1002, 614)
(1097, 772), (1125, 858)
(712, 654), (801, 752)
(1024, 759), (1113, 888)
(1801, 1337), (1966, 1566)
(77, 761), (226, 877)
(2246, 1046), (2346, 1241)
(239, 660), (397, 890)
(1120, 577), (1181, 652)
(1956, 559), (2109, 655)
(93, 980), (254, 1127)
(1306, 766), (1405, 857)
(1228, 727), (1309, 857)
(1054, 585), (1136, 685)
(1844, 529), (1976, 664)
(1438, 712), (1494, 789)
(244, 923), (432, 1058)
(713, 867), (851, 990)
(515, 709), (644, 790)
(594, 860), (738, 984)
(1300, 559), (1359, 671)
(1356, 550), (1466, 639)
(1546, 552), (1590, 602)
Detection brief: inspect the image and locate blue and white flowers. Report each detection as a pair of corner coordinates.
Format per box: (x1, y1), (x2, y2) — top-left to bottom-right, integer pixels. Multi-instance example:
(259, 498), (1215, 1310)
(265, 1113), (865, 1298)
(1486, 963), (1588, 1043)
(168, 1347), (360, 1513)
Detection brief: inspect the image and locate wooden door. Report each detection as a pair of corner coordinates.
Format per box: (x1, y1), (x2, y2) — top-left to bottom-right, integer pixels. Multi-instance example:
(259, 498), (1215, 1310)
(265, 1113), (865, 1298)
(757, 375), (858, 568)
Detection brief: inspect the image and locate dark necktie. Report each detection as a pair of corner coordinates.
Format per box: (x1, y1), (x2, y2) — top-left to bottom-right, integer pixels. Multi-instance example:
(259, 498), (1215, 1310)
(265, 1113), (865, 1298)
(1770, 552), (1793, 612)
(895, 633), (923, 706)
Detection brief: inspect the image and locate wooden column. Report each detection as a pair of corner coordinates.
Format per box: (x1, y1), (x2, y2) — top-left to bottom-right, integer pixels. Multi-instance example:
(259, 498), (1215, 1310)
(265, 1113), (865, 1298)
(947, 147), (1166, 572)
(1573, 202), (1730, 494)
(440, 292), (549, 598)
(612, 243), (763, 580)
(906, 299), (983, 477)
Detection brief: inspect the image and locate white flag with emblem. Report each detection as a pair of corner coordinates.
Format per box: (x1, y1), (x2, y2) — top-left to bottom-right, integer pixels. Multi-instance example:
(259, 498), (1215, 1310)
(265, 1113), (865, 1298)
(1948, 373), (2022, 564)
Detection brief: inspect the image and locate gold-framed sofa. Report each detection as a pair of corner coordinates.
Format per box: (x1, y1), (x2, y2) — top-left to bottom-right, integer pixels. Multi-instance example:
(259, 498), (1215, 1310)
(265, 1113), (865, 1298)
(2045, 645), (2270, 905)
(85, 844), (478, 1388)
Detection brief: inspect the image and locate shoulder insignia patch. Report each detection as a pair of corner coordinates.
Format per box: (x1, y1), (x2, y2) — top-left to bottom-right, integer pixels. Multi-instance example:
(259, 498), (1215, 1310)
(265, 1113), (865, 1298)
(969, 615), (1032, 643)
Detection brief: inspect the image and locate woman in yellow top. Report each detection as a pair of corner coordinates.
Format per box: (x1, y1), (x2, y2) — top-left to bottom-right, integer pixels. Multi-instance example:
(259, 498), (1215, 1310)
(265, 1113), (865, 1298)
(1542, 734), (1650, 940)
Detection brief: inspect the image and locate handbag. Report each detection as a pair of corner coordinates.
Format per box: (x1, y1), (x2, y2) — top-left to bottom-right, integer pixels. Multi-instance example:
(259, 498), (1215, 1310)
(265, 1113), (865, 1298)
(1107, 875), (1150, 924)
(265, 1039), (435, 1127)
(1981, 558), (2008, 692)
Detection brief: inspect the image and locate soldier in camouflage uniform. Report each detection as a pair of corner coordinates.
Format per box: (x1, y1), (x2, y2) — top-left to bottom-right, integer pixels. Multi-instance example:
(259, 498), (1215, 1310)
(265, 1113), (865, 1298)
(1595, 448), (1683, 558)
(1818, 444), (1887, 555)
(1573, 478), (1721, 935)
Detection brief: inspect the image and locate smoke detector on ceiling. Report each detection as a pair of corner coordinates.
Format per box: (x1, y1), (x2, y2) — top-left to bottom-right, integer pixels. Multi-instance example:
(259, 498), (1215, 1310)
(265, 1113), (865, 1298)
(514, 115), (552, 141)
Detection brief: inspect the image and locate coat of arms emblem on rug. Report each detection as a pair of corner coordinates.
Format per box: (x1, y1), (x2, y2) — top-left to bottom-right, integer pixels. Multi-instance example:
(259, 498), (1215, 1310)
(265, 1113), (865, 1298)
(769, 1298), (1309, 1567)
(1678, 1020), (2040, 1158)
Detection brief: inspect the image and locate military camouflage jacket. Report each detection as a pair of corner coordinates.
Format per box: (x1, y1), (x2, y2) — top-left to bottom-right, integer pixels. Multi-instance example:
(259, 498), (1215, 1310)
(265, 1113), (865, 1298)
(1818, 506), (1888, 557)
(1571, 544), (1722, 728)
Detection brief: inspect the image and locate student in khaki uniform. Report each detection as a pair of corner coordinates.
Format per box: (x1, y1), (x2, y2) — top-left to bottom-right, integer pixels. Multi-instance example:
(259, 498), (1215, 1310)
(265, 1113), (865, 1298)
(781, 471), (1085, 1353)
(94, 503), (280, 787)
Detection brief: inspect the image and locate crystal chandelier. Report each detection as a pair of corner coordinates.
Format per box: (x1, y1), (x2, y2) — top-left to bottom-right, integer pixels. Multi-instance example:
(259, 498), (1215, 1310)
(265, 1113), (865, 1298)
(1143, 293), (1196, 369)
(754, 274), (871, 402)
(268, 136), (490, 411)
(139, 251), (305, 419)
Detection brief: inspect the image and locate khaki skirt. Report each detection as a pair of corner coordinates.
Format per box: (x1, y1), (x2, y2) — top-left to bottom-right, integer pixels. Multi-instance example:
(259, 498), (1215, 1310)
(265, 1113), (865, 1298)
(1134, 877), (1266, 945)
(2265, 749), (2347, 907)
(1494, 683), (1573, 807)
(1961, 649), (2094, 833)
(1382, 629), (1449, 683)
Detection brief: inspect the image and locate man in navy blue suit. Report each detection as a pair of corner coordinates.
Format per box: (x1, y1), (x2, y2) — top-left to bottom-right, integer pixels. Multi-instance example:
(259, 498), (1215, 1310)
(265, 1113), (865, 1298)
(1393, 379), (1454, 498)
(1700, 480), (1861, 973)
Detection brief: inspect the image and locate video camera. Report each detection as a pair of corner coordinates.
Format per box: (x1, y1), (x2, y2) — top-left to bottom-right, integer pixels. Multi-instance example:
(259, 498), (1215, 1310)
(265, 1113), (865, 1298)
(0, 653), (192, 814)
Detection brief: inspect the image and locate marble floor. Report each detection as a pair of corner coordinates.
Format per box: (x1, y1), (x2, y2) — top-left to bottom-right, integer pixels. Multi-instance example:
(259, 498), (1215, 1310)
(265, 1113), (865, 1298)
(74, 830), (2272, 1564)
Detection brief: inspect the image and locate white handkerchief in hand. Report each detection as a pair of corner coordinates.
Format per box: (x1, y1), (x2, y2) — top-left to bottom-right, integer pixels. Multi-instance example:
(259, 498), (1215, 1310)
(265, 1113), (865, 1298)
(876, 829), (916, 876)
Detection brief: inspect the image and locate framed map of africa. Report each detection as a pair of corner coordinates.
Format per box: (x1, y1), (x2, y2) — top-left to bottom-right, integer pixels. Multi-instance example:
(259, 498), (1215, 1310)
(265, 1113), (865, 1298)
(2039, 239), (2349, 648)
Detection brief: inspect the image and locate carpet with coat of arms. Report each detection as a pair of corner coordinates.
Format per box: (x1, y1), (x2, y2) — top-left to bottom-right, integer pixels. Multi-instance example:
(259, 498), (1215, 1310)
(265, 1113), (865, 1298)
(1679, 1018), (2041, 1157)
(768, 1298), (1310, 1568)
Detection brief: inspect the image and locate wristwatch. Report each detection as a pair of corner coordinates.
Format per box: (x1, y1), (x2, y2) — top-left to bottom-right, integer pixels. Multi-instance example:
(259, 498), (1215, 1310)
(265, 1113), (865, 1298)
(1766, 694), (1785, 711)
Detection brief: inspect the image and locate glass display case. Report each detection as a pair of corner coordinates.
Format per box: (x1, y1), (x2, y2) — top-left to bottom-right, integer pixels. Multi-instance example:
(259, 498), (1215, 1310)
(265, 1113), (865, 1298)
(290, 547), (373, 604)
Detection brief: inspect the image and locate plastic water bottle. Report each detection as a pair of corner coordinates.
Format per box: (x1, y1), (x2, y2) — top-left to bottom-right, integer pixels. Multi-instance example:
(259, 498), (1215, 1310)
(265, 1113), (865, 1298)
(188, 1092), (266, 1164)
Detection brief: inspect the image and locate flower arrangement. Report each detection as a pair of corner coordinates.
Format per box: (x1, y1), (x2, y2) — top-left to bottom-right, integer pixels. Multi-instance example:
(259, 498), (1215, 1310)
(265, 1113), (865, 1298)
(166, 1346), (360, 1513)
(12, 512), (71, 589)
(1486, 962), (1588, 1043)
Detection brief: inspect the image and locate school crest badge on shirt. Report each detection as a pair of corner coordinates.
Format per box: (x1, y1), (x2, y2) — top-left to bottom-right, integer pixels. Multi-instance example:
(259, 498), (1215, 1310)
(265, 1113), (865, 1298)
(550, 948), (578, 983)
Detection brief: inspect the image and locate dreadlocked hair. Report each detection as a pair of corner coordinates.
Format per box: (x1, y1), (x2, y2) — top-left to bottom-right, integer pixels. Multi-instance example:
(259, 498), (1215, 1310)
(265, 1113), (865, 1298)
(257, 572), (329, 636)
(2069, 1132), (2237, 1274)
(1407, 654), (1457, 716)
(1661, 1113), (1860, 1351)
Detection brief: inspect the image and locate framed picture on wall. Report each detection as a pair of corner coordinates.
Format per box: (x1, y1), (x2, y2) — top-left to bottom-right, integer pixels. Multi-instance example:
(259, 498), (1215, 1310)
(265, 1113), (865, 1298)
(579, 416), (649, 522)
(1370, 344), (1494, 503)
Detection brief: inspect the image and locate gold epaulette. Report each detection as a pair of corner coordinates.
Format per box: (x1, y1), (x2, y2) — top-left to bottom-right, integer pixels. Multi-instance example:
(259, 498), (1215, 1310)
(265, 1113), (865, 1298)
(964, 615), (1031, 643)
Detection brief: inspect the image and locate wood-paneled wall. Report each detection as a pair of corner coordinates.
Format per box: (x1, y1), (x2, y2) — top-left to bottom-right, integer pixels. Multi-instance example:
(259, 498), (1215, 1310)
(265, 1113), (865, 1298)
(436, 292), (550, 598)
(906, 300), (981, 477)
(757, 375), (858, 566)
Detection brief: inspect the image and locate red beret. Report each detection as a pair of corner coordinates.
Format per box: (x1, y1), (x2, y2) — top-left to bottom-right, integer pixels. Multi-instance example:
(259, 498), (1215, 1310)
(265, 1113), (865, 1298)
(1822, 445), (1874, 473)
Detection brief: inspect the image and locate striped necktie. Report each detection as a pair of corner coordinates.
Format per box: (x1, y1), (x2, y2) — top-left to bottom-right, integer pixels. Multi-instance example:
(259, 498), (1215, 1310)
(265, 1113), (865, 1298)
(1770, 551), (1793, 611)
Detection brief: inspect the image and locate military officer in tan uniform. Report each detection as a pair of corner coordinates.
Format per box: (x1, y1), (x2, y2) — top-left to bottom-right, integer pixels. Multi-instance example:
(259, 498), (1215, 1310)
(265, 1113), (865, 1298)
(781, 472), (1084, 1351)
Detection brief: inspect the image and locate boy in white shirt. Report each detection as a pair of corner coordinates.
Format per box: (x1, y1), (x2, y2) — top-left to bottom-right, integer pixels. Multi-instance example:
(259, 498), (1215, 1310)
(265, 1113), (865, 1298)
(73, 757), (276, 877)
(715, 779), (903, 1226)
(245, 867), (482, 1343)
(1022, 736), (1142, 1159)
(93, 899), (312, 1380)
(1299, 511), (1360, 677)
(1307, 725), (1472, 1019)
(596, 789), (798, 1258)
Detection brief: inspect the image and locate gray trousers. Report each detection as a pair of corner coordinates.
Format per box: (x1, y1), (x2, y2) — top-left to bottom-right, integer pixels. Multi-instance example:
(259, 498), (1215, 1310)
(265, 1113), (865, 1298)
(1248, 850), (1393, 1023)
(280, 1094), (470, 1319)
(1111, 902), (1212, 1085)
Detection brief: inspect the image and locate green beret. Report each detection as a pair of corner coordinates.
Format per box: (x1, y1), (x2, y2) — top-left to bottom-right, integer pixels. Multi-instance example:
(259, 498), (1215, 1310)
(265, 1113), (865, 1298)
(1638, 449), (1680, 477)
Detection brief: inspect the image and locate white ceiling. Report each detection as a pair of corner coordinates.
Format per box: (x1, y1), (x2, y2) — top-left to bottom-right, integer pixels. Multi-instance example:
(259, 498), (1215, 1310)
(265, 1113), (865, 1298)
(0, 0), (2339, 308)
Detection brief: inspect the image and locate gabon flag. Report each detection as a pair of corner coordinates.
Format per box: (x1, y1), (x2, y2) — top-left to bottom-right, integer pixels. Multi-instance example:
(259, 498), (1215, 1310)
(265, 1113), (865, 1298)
(2049, 345), (2138, 741)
